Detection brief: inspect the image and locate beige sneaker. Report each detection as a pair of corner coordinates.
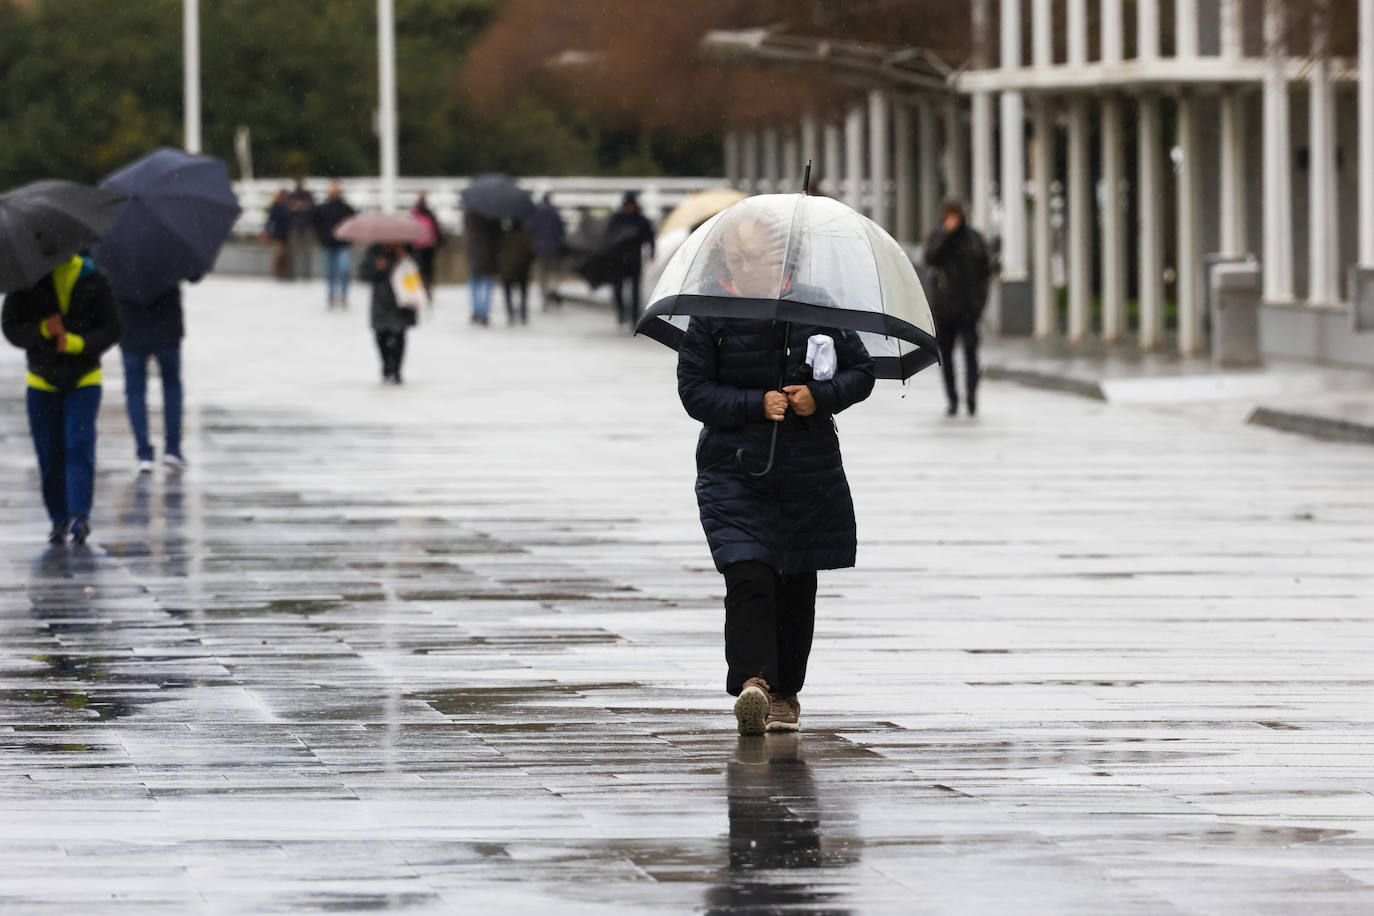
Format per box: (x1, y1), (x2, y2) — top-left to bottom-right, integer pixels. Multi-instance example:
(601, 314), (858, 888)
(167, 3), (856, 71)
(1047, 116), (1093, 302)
(765, 693), (800, 732)
(734, 677), (770, 736)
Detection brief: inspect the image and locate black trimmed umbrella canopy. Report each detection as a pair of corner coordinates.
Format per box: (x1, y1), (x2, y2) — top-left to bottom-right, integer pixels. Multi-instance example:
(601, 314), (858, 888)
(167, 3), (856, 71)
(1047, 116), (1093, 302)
(460, 174), (535, 222)
(635, 193), (939, 380)
(91, 148), (242, 302)
(0, 180), (127, 294)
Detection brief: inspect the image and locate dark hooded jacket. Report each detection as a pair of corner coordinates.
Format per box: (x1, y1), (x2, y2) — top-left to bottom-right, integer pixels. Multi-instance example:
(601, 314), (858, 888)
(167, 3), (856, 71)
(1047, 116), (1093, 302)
(314, 196), (356, 249)
(923, 222), (991, 323)
(118, 286), (183, 352)
(3, 257), (121, 391)
(678, 316), (875, 574)
(360, 245), (416, 332)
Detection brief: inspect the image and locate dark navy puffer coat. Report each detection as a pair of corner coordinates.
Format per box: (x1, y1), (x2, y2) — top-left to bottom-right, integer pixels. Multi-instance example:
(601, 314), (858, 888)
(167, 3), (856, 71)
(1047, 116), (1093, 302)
(678, 316), (876, 574)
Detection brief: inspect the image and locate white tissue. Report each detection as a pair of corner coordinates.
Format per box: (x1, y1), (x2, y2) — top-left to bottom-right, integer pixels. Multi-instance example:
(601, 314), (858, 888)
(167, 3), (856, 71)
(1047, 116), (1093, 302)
(805, 334), (836, 381)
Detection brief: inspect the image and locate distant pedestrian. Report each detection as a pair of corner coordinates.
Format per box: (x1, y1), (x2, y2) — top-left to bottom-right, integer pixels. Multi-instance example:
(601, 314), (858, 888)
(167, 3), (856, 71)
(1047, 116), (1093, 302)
(463, 211), (498, 326)
(117, 285), (187, 475)
(527, 193), (566, 308)
(410, 192), (443, 300)
(606, 192), (655, 327)
(499, 220), (535, 326)
(263, 189), (292, 280)
(314, 181), (356, 310)
(360, 244), (417, 384)
(286, 179), (316, 280)
(924, 197), (991, 417)
(2, 254), (121, 545)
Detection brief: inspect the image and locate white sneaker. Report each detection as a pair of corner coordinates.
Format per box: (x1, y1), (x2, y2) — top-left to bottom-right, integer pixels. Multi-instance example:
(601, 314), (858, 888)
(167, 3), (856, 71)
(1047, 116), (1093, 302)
(136, 460), (155, 475)
(162, 454), (187, 472)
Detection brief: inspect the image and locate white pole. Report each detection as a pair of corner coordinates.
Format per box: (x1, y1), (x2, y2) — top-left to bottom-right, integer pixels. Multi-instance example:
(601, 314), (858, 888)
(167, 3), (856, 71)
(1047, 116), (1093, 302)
(1000, 0), (1028, 279)
(943, 98), (966, 200)
(869, 89), (890, 229)
(1177, 93), (1203, 354)
(782, 130), (801, 193)
(1221, 0), (1244, 59)
(742, 130), (760, 194)
(1067, 0), (1087, 66)
(917, 100), (939, 235)
(1220, 94), (1247, 255)
(1309, 4), (1339, 303)
(763, 127), (780, 194)
(1177, 0), (1199, 58)
(800, 113), (820, 181)
(1263, 1), (1294, 300)
(1032, 101), (1055, 337)
(1102, 0), (1124, 64)
(1139, 0), (1160, 60)
(845, 102), (864, 212)
(183, 0), (201, 154)
(1067, 97), (1091, 341)
(1032, 0), (1052, 69)
(377, 0), (399, 212)
(724, 131), (741, 189)
(1139, 95), (1165, 348)
(894, 102), (914, 244)
(1361, 0), (1374, 265)
(823, 121), (842, 196)
(1101, 96), (1126, 341)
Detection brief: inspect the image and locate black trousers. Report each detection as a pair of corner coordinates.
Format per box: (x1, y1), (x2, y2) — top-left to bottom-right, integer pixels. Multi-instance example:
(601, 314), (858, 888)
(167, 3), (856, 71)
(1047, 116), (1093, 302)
(936, 313), (980, 408)
(611, 271), (641, 326)
(503, 279), (528, 324)
(375, 329), (407, 380)
(722, 561), (818, 697)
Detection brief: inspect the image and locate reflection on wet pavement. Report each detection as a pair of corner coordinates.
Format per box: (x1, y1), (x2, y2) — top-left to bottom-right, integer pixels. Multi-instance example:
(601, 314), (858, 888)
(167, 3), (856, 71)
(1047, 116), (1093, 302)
(1, 279), (1374, 913)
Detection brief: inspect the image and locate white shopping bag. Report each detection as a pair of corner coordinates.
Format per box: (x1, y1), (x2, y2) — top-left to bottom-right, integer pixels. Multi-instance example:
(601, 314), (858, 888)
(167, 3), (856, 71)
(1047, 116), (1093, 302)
(390, 255), (428, 310)
(805, 334), (836, 381)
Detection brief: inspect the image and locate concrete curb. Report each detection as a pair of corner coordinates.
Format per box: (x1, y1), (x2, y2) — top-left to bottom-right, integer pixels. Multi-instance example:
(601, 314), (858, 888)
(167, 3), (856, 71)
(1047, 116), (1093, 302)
(1246, 406), (1374, 445)
(982, 365), (1108, 401)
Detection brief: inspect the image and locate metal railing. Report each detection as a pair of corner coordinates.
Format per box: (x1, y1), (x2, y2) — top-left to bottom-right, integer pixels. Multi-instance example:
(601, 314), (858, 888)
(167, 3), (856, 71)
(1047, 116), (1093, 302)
(233, 175), (727, 236)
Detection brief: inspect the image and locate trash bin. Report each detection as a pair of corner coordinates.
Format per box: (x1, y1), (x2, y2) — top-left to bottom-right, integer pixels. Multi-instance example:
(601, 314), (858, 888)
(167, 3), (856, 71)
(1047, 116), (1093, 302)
(1209, 259), (1262, 368)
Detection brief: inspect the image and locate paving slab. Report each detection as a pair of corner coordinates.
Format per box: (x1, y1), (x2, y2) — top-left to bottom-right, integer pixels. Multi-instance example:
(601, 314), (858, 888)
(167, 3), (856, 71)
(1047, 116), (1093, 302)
(1, 277), (1373, 913)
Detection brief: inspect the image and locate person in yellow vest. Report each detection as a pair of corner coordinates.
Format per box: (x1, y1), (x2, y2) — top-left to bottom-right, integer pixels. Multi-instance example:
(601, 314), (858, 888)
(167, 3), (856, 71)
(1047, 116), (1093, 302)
(2, 254), (120, 545)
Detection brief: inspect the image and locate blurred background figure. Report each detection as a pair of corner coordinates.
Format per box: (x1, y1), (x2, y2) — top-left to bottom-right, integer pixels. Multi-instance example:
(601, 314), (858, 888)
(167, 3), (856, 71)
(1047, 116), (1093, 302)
(463, 210), (498, 326)
(118, 286), (186, 474)
(924, 197), (991, 417)
(499, 218), (534, 326)
(286, 179), (316, 281)
(314, 181), (356, 310)
(528, 192), (566, 309)
(360, 243), (417, 384)
(605, 191), (654, 328)
(263, 189), (291, 281)
(410, 192), (443, 301)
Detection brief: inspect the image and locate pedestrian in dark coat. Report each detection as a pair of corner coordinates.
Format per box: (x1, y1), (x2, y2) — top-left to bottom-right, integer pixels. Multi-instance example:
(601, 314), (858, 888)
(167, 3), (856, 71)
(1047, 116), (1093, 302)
(263, 189), (292, 281)
(2, 255), (121, 544)
(286, 178), (316, 280)
(410, 192), (443, 300)
(360, 244), (416, 384)
(527, 193), (566, 308)
(677, 215), (875, 735)
(924, 197), (991, 416)
(498, 221), (535, 325)
(314, 181), (356, 309)
(463, 212), (499, 325)
(118, 285), (187, 473)
(605, 192), (655, 327)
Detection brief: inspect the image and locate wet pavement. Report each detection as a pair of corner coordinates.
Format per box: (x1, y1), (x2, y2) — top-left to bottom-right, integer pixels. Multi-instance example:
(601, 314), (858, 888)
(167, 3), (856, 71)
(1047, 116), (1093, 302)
(2, 277), (1374, 914)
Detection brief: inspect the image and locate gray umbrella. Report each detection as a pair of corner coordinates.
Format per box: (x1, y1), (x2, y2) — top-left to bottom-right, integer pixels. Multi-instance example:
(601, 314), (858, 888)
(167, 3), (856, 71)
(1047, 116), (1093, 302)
(460, 174), (535, 222)
(0, 180), (127, 293)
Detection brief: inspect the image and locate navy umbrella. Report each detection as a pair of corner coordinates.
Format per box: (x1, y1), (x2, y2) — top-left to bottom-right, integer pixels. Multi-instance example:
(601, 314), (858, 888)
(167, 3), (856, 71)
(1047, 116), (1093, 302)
(92, 148), (242, 302)
(0, 180), (127, 294)
(460, 174), (535, 222)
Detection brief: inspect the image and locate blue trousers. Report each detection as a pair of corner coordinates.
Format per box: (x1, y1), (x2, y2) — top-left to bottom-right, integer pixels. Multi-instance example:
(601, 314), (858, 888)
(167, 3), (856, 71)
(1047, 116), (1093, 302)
(26, 386), (102, 524)
(323, 246), (351, 302)
(469, 274), (494, 319)
(122, 345), (183, 462)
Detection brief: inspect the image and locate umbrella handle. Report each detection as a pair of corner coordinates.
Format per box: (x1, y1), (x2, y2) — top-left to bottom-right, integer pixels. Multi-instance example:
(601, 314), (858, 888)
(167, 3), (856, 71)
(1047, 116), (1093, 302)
(736, 423), (780, 477)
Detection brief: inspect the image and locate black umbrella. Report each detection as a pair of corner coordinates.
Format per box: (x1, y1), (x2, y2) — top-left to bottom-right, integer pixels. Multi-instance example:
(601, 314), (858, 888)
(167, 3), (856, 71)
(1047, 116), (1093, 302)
(0, 180), (127, 294)
(570, 220), (643, 290)
(91, 148), (242, 302)
(459, 174), (535, 222)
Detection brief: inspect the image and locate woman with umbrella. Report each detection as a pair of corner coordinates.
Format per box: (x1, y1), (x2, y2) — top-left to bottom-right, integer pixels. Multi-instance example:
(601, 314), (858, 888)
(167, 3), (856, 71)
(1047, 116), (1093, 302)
(361, 242), (418, 384)
(675, 207), (876, 735)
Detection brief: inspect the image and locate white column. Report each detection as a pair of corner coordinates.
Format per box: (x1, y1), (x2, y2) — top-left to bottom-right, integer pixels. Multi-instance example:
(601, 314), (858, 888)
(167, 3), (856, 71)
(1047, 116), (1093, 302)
(782, 130), (801, 193)
(894, 102), (915, 244)
(1177, 0), (1199, 58)
(1139, 95), (1165, 348)
(1220, 95), (1247, 255)
(1067, 0), (1088, 66)
(724, 131), (741, 189)
(823, 121), (842, 196)
(971, 0), (994, 230)
(1139, 0), (1160, 60)
(1263, 2), (1294, 300)
(1221, 0), (1244, 59)
(1101, 95), (1126, 341)
(1102, 0), (1124, 63)
(918, 101), (940, 236)
(1032, 0), (1052, 68)
(183, 0), (201, 154)
(943, 99), (967, 201)
(1309, 5), (1340, 303)
(1067, 97), (1091, 341)
(1177, 93), (1204, 354)
(1000, 0), (1028, 279)
(869, 89), (890, 229)
(1362, 0), (1374, 265)
(741, 130), (760, 194)
(1032, 101), (1055, 337)
(762, 127), (780, 194)
(377, 0), (398, 211)
(800, 113), (820, 185)
(845, 102), (865, 212)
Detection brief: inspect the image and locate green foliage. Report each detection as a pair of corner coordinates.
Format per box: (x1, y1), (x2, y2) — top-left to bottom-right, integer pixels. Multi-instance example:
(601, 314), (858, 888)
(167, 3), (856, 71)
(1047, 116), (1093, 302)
(0, 0), (717, 186)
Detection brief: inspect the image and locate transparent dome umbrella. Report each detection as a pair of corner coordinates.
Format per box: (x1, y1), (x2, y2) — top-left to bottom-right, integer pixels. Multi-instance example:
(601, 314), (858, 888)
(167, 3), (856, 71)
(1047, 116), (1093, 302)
(635, 192), (939, 381)
(635, 191), (940, 474)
